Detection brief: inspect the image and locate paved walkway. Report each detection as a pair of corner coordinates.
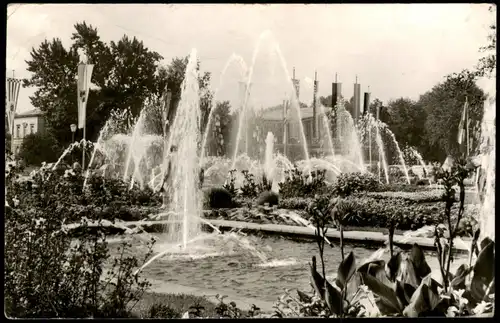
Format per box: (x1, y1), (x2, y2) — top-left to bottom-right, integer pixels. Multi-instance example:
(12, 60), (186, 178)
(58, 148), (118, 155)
(145, 278), (275, 313)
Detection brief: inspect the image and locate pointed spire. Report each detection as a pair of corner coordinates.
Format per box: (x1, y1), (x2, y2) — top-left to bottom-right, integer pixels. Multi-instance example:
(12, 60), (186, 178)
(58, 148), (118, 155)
(335, 73), (338, 83)
(293, 67), (296, 79)
(314, 70), (317, 81)
(355, 75), (358, 84)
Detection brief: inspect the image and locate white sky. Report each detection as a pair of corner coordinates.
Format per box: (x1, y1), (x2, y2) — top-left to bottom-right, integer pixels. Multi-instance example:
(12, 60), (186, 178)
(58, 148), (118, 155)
(6, 3), (494, 112)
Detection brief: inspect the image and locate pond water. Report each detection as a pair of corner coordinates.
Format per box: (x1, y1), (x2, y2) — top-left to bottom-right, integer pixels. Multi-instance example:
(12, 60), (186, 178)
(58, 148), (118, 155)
(107, 232), (464, 304)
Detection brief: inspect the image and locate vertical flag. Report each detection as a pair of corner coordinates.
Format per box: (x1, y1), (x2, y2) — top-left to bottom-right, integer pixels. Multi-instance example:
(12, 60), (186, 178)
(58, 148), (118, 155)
(6, 77), (21, 135)
(313, 75), (318, 139)
(363, 92), (371, 115)
(332, 82), (342, 109)
(77, 63), (95, 129)
(457, 97), (469, 155)
(292, 79), (300, 100)
(353, 83), (361, 121)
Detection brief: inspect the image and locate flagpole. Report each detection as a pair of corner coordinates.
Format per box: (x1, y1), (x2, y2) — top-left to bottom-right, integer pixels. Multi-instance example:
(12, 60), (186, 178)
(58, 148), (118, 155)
(465, 97), (469, 157)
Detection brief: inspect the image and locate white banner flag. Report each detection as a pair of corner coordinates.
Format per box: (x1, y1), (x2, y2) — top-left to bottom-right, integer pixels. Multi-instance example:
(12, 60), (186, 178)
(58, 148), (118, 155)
(77, 63), (94, 129)
(457, 97), (469, 145)
(6, 78), (22, 134)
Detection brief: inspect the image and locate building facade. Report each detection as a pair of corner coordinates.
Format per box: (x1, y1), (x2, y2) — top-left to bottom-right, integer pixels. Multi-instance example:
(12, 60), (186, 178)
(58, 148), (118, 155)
(11, 109), (46, 155)
(259, 105), (329, 161)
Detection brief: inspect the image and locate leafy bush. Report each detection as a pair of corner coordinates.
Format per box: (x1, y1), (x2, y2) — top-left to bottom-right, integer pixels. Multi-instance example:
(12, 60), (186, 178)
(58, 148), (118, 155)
(279, 166), (328, 199)
(416, 178), (431, 186)
(256, 190), (279, 206)
(222, 169), (238, 198)
(278, 197), (311, 210)
(332, 172), (379, 197)
(204, 187), (234, 209)
(388, 166), (407, 183)
(18, 133), (61, 166)
(147, 303), (180, 318)
(364, 191), (443, 203)
(377, 183), (432, 193)
(276, 159), (494, 318)
(239, 170), (259, 198)
(5, 164), (160, 318)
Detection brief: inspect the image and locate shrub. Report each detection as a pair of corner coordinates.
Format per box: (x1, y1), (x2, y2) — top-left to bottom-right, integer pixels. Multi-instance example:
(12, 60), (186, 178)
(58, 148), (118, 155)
(18, 132), (61, 166)
(5, 165), (157, 318)
(279, 166), (328, 199)
(147, 303), (180, 318)
(415, 178), (430, 186)
(388, 166), (406, 183)
(377, 183), (431, 193)
(239, 170), (259, 198)
(222, 169), (238, 198)
(364, 190), (443, 203)
(204, 187), (234, 209)
(278, 197), (311, 210)
(256, 190), (279, 206)
(331, 172), (379, 197)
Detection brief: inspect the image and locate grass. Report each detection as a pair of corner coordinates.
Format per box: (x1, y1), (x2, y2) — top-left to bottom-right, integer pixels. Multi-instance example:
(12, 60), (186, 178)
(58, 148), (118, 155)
(130, 291), (219, 318)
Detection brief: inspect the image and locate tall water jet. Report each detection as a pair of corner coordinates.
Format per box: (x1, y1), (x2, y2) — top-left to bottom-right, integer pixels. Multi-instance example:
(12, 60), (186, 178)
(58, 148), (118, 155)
(200, 53), (248, 164)
(404, 146), (428, 179)
(384, 127), (411, 184)
(477, 73), (495, 242)
(334, 101), (365, 172)
(263, 132), (275, 180)
(163, 49), (202, 249)
(123, 111), (146, 184)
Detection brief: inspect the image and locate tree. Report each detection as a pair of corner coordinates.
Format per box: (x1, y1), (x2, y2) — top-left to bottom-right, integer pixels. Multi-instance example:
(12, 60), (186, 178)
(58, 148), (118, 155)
(149, 57), (213, 138)
(205, 100), (233, 156)
(419, 69), (485, 161)
(19, 133), (60, 166)
(476, 6), (496, 78)
(23, 22), (164, 148)
(385, 98), (427, 150)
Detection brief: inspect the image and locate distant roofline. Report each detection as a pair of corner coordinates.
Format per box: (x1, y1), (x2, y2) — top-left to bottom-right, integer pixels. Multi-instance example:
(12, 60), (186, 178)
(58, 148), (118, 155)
(15, 109), (44, 118)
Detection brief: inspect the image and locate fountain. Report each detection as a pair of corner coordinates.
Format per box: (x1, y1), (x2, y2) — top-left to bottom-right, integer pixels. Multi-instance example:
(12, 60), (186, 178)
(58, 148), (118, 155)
(161, 49), (203, 249)
(476, 72), (496, 242)
(263, 132), (275, 182)
(358, 113), (411, 184)
(403, 145), (429, 180)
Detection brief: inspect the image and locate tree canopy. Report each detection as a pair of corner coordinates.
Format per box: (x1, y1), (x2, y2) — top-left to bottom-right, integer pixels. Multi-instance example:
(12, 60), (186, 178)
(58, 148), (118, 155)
(23, 22), (165, 148)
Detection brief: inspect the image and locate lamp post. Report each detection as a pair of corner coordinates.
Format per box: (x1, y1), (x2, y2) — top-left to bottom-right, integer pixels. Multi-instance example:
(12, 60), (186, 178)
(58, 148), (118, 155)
(70, 123), (77, 164)
(70, 124), (77, 143)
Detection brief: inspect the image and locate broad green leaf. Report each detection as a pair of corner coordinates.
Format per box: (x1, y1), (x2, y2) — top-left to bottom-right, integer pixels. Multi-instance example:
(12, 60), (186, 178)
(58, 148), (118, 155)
(403, 282), (440, 317)
(385, 252), (402, 282)
(409, 244), (431, 279)
(473, 240), (494, 284)
(324, 279), (343, 316)
(450, 264), (472, 290)
(361, 273), (403, 315)
(337, 251), (356, 289)
(397, 258), (420, 289)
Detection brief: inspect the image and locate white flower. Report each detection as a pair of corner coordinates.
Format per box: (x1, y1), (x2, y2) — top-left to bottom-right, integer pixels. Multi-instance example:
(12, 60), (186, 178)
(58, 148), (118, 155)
(13, 197), (19, 207)
(473, 301), (493, 315)
(446, 306), (459, 317)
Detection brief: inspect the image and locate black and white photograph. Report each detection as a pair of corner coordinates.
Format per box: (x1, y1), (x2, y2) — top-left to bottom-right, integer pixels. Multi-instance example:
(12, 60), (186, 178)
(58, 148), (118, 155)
(5, 3), (496, 318)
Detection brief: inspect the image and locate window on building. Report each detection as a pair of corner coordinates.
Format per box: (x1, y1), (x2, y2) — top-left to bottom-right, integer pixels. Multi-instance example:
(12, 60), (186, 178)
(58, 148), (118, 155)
(22, 123), (28, 137)
(16, 125), (20, 138)
(30, 124), (35, 134)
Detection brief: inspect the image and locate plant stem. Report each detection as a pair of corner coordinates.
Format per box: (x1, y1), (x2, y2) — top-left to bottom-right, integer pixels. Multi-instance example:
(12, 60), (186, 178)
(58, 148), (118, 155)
(340, 224), (344, 262)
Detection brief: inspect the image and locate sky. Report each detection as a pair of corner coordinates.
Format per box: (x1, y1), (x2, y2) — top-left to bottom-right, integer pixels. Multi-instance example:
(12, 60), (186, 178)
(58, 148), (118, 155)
(6, 3), (495, 113)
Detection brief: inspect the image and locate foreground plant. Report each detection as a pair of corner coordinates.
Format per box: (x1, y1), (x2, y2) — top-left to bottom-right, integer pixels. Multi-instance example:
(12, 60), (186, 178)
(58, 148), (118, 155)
(275, 182), (494, 318)
(4, 165), (157, 318)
